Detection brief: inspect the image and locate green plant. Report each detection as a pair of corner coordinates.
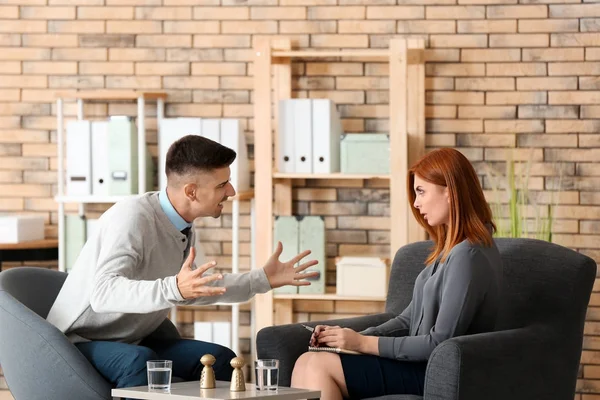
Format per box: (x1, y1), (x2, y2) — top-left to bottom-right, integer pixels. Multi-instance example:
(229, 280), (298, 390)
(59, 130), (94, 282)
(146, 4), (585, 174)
(484, 152), (563, 242)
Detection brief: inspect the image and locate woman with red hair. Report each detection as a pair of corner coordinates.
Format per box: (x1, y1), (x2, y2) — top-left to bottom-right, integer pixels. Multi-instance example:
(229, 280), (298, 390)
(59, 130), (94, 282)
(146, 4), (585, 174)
(291, 148), (503, 399)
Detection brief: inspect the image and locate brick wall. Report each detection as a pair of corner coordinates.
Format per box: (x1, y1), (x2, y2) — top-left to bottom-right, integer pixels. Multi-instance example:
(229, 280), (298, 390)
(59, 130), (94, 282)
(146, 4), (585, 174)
(0, 0), (599, 396)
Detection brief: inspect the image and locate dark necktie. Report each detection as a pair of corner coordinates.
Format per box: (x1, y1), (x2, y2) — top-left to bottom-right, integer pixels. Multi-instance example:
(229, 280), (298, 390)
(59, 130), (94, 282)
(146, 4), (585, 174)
(181, 227), (191, 236)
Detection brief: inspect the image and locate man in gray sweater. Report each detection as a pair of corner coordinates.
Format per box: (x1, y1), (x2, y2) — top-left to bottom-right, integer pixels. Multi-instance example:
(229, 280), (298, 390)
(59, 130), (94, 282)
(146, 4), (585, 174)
(47, 135), (318, 390)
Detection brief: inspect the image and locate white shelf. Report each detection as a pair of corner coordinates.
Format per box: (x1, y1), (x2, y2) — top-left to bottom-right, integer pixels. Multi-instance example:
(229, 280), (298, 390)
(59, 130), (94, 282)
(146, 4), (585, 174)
(273, 172), (390, 180)
(55, 195), (135, 204)
(274, 294), (386, 302)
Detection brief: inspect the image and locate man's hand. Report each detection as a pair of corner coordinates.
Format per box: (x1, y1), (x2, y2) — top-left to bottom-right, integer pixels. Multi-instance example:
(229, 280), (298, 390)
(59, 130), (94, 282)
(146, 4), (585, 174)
(176, 247), (226, 300)
(314, 325), (365, 352)
(263, 241), (319, 289)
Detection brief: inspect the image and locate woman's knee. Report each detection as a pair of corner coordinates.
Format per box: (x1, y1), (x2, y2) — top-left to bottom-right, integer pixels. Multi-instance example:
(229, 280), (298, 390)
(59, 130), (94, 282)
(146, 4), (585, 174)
(123, 346), (158, 375)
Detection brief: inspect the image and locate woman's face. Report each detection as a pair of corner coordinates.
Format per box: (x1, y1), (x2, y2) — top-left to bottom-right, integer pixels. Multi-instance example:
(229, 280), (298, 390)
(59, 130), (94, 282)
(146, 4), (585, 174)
(413, 174), (450, 227)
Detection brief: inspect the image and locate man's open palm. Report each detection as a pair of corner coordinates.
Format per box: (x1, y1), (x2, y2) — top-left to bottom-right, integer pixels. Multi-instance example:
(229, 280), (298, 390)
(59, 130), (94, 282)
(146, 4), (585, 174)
(263, 241), (319, 289)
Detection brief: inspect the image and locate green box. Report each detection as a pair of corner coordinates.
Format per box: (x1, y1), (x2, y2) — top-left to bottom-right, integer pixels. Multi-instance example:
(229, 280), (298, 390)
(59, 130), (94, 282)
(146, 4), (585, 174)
(340, 133), (390, 174)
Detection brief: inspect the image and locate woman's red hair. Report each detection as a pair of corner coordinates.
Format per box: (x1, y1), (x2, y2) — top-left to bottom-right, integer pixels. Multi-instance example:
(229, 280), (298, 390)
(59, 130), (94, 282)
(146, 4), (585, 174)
(408, 148), (496, 265)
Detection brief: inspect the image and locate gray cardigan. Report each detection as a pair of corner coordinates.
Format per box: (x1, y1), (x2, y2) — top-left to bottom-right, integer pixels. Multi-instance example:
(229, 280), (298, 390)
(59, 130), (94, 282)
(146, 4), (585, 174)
(361, 237), (503, 361)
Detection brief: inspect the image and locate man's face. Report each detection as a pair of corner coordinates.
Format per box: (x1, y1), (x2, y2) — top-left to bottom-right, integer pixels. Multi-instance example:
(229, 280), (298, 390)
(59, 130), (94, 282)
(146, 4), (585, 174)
(190, 166), (237, 218)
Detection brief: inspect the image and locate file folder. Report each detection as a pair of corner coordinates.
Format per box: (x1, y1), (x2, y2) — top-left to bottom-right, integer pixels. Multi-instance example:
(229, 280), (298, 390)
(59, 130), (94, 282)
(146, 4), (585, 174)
(312, 99), (343, 174)
(158, 118), (202, 191)
(273, 216), (299, 294)
(66, 120), (92, 196)
(91, 121), (109, 196)
(293, 99), (313, 174)
(277, 100), (295, 173)
(220, 119), (250, 192)
(298, 216), (326, 294)
(107, 116), (138, 196)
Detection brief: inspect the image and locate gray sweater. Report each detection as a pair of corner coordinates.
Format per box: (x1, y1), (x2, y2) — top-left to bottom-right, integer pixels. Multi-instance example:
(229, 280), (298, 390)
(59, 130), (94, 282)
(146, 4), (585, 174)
(361, 238), (503, 361)
(46, 192), (271, 344)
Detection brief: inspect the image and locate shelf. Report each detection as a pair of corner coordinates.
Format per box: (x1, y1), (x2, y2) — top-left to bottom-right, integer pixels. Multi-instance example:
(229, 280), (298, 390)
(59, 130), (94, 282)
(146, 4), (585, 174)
(230, 190), (254, 201)
(272, 50), (389, 59)
(273, 172), (390, 180)
(0, 239), (58, 250)
(55, 90), (167, 101)
(55, 195), (133, 204)
(274, 294), (386, 302)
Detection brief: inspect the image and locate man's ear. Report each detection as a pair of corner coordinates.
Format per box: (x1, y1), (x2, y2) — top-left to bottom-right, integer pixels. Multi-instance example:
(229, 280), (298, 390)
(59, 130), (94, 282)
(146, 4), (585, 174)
(183, 182), (197, 201)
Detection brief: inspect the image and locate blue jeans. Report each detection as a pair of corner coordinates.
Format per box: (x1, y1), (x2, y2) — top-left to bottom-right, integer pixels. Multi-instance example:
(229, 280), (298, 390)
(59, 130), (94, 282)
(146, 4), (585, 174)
(75, 337), (236, 389)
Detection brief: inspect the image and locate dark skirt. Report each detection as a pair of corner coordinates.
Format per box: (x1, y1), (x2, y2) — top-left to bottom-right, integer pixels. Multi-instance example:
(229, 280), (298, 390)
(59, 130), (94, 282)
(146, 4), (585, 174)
(339, 353), (427, 399)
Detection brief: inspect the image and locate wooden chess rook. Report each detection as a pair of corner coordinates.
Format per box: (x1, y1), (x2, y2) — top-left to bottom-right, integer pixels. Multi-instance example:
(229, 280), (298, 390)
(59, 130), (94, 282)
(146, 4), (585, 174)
(200, 354), (216, 389)
(230, 357), (246, 392)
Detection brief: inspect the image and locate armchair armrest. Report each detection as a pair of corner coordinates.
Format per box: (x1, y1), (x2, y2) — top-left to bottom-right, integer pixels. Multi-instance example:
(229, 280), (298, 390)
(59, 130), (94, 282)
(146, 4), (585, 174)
(425, 325), (564, 400)
(256, 313), (394, 386)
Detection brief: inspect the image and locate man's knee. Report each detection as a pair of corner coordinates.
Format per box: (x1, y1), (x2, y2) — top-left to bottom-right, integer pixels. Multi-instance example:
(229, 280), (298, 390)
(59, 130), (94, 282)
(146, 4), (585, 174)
(211, 344), (236, 379)
(122, 346), (158, 378)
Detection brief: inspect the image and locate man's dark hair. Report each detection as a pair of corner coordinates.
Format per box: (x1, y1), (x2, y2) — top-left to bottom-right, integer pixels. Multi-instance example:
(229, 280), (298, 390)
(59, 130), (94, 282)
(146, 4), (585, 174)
(166, 135), (236, 177)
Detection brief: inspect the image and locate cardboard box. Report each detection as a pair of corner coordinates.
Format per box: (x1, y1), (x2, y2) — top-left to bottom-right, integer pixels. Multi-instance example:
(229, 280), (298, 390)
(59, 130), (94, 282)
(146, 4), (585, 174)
(336, 257), (389, 297)
(0, 215), (45, 244)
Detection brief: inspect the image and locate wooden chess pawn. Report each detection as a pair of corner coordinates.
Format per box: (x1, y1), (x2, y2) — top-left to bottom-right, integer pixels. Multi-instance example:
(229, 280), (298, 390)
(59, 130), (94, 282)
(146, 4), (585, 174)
(200, 354), (216, 389)
(230, 357), (246, 392)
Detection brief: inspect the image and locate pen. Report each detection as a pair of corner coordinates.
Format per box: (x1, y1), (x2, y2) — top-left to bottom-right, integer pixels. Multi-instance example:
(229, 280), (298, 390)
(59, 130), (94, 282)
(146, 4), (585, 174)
(301, 324), (314, 332)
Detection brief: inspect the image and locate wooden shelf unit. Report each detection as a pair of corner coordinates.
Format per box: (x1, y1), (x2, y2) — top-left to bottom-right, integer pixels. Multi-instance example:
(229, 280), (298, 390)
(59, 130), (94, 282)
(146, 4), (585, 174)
(252, 38), (426, 331)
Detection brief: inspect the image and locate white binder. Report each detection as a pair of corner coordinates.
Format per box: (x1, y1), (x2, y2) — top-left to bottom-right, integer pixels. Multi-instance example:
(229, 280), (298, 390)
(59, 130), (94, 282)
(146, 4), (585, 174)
(201, 119), (220, 143)
(277, 100), (295, 173)
(91, 121), (109, 196)
(220, 119), (250, 192)
(293, 99), (313, 174)
(158, 118), (202, 191)
(212, 322), (232, 349)
(66, 120), (92, 196)
(194, 322), (213, 342)
(312, 99), (342, 174)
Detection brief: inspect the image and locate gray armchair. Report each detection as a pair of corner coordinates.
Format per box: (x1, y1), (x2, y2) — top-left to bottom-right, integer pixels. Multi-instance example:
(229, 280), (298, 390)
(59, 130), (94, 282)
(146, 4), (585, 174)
(0, 267), (181, 400)
(257, 238), (596, 400)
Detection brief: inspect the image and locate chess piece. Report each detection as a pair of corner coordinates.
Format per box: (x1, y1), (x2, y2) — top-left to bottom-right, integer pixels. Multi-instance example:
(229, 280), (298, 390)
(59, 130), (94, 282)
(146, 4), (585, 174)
(200, 354), (216, 389)
(230, 357), (246, 392)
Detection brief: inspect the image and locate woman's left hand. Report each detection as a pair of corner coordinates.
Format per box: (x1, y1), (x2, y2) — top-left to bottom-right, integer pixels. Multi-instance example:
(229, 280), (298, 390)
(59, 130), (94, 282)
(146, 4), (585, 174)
(316, 326), (364, 352)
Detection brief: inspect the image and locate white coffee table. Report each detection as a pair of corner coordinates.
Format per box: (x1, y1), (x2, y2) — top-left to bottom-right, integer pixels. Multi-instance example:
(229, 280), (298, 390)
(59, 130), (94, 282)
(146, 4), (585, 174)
(112, 380), (321, 400)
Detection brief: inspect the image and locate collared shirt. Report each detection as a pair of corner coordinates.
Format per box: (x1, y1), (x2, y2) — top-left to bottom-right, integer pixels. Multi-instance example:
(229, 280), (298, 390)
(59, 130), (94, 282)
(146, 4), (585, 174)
(159, 189), (192, 232)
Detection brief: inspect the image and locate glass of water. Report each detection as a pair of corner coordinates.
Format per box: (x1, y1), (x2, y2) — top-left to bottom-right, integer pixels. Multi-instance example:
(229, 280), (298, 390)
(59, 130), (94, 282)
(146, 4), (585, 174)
(147, 360), (172, 391)
(255, 359), (279, 390)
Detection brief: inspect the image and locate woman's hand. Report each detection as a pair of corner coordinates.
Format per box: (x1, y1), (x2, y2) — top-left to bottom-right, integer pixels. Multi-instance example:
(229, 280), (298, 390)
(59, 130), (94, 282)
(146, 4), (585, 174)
(314, 326), (364, 352)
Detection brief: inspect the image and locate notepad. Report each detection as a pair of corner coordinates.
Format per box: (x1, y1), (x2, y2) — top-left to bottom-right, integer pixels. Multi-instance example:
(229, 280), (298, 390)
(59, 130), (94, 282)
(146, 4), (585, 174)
(308, 346), (361, 355)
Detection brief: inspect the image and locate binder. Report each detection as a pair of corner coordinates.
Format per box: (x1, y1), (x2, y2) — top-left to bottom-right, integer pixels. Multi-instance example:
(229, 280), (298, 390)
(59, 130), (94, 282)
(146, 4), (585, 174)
(293, 99), (313, 174)
(298, 216), (326, 294)
(65, 214), (86, 273)
(312, 99), (343, 174)
(85, 218), (100, 241)
(212, 322), (232, 349)
(220, 119), (250, 192)
(277, 100), (295, 173)
(91, 121), (109, 196)
(66, 120), (92, 196)
(158, 118), (202, 191)
(201, 118), (220, 143)
(273, 216), (299, 294)
(107, 116), (138, 196)
(194, 322), (213, 342)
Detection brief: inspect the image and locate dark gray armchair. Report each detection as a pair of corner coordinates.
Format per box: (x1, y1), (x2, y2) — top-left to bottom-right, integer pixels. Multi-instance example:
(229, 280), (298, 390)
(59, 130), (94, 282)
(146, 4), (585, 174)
(257, 238), (596, 400)
(0, 267), (181, 400)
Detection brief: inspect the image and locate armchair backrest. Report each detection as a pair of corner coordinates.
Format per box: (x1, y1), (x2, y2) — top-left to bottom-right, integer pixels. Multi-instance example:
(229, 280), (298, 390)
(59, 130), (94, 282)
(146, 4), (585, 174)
(0, 267), (67, 319)
(385, 238), (596, 336)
